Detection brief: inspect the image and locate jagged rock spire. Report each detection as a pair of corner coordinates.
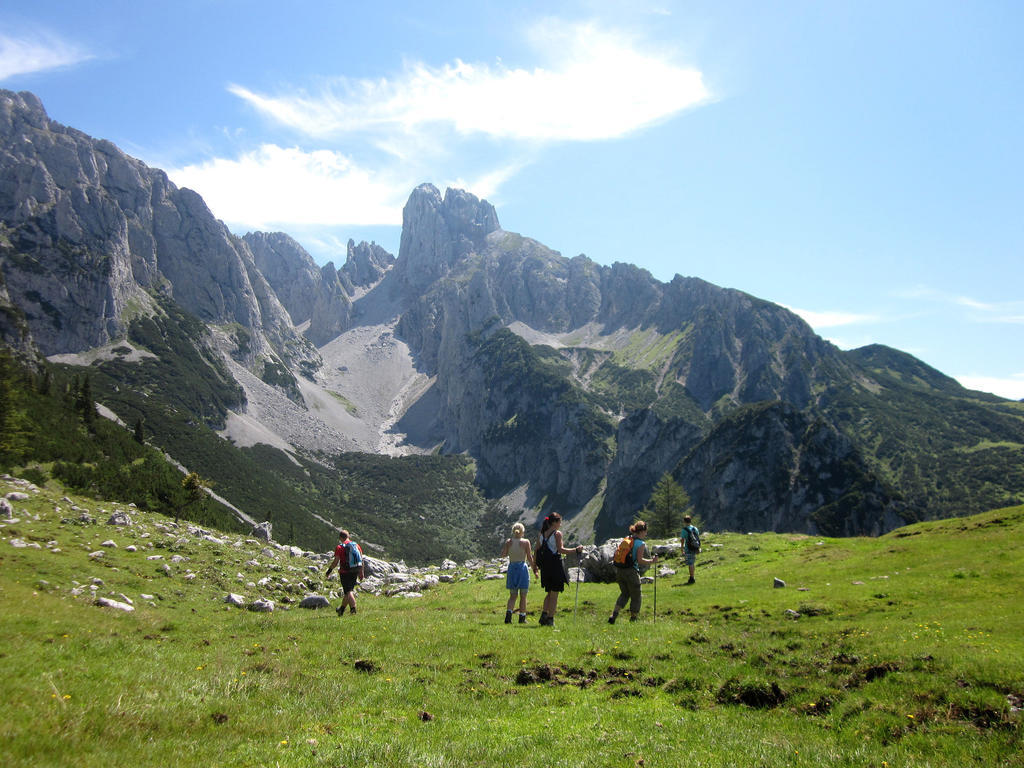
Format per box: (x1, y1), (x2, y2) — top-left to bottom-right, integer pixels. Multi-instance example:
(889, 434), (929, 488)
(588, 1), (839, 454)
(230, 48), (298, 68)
(395, 183), (500, 293)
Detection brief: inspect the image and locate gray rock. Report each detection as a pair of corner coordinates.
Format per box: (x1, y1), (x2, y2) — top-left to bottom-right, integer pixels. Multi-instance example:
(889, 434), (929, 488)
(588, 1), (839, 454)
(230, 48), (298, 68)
(774, 578), (786, 588)
(299, 595), (331, 609)
(249, 599), (274, 613)
(107, 511), (131, 526)
(95, 597), (134, 612)
(785, 609), (801, 619)
(252, 522), (272, 541)
(224, 593), (246, 606)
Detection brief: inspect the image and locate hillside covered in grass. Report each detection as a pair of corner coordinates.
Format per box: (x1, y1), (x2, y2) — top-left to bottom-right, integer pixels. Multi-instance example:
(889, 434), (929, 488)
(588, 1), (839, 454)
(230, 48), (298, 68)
(1, 474), (1021, 767)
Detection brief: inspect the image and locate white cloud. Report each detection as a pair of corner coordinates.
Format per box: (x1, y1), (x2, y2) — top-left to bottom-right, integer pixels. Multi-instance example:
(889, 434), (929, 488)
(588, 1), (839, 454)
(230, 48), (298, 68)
(229, 20), (709, 143)
(167, 145), (410, 230)
(786, 306), (879, 329)
(0, 31), (92, 81)
(954, 374), (1024, 401)
(955, 295), (996, 311)
(172, 19), (710, 232)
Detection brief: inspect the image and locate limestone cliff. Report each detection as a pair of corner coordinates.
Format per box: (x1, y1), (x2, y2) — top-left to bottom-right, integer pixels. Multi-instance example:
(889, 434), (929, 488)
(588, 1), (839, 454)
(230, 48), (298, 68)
(0, 90), (316, 379)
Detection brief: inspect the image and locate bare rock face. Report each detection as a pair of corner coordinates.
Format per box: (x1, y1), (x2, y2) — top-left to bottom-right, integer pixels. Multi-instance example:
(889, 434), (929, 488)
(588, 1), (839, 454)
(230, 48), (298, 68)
(244, 232), (323, 326)
(244, 233), (393, 348)
(395, 183), (499, 295)
(0, 90), (310, 373)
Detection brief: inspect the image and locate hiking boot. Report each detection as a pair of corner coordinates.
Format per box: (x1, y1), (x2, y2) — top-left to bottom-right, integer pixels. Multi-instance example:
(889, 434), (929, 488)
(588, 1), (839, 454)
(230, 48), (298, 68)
(686, 577), (696, 585)
(505, 610), (513, 624)
(539, 613), (551, 626)
(518, 613), (527, 624)
(349, 606), (357, 615)
(335, 605), (345, 616)
(608, 613), (617, 625)
(629, 614), (639, 622)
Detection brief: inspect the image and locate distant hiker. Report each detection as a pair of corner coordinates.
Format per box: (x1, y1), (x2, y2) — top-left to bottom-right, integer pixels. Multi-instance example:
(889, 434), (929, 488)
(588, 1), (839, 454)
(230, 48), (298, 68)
(680, 514), (701, 585)
(500, 522), (538, 624)
(536, 513), (582, 627)
(326, 529), (364, 616)
(608, 520), (657, 624)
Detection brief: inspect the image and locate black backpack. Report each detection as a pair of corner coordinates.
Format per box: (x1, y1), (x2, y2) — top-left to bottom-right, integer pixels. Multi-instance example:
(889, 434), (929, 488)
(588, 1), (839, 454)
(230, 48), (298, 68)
(685, 526), (701, 553)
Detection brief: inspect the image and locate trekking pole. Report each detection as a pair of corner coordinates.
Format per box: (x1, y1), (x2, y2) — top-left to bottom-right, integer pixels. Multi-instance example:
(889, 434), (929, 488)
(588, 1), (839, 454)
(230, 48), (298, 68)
(573, 549), (581, 621)
(653, 554), (658, 624)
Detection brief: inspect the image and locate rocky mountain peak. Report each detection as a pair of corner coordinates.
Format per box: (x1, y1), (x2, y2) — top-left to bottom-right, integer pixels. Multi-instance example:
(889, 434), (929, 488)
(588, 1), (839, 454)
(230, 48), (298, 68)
(395, 183), (500, 293)
(343, 239), (394, 289)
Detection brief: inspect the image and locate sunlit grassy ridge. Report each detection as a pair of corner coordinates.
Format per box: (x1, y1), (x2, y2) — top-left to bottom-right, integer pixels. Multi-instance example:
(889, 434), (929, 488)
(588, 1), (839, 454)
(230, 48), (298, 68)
(1, 475), (1021, 767)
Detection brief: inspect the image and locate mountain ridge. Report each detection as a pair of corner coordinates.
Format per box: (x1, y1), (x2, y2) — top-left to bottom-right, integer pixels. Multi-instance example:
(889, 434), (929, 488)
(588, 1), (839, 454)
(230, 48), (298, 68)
(1, 88), (1021, 551)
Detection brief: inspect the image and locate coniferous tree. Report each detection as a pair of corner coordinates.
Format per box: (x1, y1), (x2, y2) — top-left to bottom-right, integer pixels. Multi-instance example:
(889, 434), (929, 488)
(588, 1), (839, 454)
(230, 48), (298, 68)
(650, 472), (690, 538)
(76, 375), (96, 427)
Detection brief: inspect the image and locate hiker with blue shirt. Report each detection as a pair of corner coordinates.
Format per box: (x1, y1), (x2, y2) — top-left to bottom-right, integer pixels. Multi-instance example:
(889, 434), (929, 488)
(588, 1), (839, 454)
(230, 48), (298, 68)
(680, 514), (700, 585)
(608, 520), (657, 624)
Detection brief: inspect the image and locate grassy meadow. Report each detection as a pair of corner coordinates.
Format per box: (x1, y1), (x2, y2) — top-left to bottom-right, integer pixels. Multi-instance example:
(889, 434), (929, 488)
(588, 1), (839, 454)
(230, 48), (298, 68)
(1, 475), (1022, 767)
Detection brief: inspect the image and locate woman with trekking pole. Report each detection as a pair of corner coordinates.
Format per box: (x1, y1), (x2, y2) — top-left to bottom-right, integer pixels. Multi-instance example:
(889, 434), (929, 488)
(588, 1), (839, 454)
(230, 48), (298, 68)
(536, 513), (582, 628)
(608, 520), (657, 624)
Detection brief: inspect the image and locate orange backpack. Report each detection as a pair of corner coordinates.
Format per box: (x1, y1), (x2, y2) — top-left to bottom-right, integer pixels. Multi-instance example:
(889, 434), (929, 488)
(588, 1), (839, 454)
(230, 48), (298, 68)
(612, 536), (635, 568)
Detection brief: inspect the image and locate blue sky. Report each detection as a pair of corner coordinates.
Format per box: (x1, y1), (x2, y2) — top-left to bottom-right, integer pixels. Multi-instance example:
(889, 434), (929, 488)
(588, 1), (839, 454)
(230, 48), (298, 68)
(2, 1), (1022, 398)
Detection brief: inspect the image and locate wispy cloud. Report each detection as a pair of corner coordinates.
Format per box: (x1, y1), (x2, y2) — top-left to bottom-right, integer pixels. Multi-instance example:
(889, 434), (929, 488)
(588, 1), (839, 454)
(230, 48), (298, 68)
(169, 18), (710, 233)
(0, 31), (93, 81)
(786, 306), (880, 329)
(897, 285), (1024, 323)
(954, 373), (1024, 401)
(169, 145), (409, 230)
(229, 20), (710, 144)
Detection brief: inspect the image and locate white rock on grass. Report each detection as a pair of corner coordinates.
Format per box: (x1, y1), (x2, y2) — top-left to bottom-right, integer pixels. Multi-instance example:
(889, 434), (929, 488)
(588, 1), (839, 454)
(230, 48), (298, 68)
(95, 597), (134, 612)
(299, 595), (330, 609)
(101, 540), (117, 548)
(249, 599), (274, 613)
(224, 593), (246, 607)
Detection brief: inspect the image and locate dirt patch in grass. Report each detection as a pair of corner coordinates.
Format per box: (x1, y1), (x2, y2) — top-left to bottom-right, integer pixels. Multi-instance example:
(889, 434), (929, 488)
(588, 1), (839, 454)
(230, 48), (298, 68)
(513, 664), (651, 692)
(716, 678), (788, 709)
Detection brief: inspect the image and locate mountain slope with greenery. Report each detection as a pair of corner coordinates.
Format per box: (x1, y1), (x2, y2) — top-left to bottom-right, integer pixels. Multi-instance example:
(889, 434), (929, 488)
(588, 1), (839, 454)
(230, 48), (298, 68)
(1, 474), (1020, 767)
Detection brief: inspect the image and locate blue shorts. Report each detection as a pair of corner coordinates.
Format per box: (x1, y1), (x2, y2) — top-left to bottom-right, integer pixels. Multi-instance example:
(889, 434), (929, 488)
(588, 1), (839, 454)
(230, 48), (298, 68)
(506, 561), (530, 591)
(684, 551), (696, 567)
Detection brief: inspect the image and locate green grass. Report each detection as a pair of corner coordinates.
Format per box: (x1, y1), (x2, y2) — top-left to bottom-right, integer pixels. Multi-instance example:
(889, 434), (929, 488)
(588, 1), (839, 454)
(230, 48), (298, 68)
(1, 476), (1021, 767)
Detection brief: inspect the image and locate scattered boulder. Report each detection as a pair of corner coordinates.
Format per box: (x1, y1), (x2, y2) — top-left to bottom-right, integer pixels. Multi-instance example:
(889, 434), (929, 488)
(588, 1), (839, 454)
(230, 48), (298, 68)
(0, 498), (12, 518)
(5, 492), (29, 502)
(101, 540), (117, 548)
(299, 595), (330, 609)
(107, 511), (131, 526)
(224, 593), (246, 607)
(252, 522), (272, 541)
(95, 597), (134, 612)
(774, 578), (786, 588)
(249, 599), (274, 613)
